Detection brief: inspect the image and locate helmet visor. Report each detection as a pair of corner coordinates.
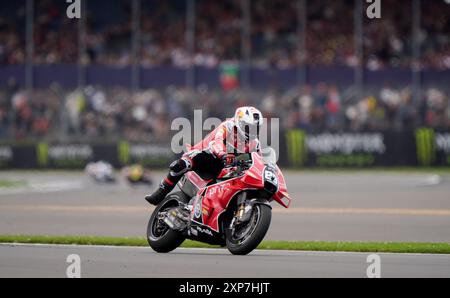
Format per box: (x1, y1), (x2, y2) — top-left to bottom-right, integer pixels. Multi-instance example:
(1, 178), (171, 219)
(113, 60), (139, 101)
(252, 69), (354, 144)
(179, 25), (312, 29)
(239, 122), (260, 140)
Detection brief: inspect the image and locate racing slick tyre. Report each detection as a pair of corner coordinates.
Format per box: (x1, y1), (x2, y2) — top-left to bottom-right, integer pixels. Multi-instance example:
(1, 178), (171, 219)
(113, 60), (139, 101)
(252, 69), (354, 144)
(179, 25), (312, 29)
(147, 192), (189, 253)
(226, 204), (272, 255)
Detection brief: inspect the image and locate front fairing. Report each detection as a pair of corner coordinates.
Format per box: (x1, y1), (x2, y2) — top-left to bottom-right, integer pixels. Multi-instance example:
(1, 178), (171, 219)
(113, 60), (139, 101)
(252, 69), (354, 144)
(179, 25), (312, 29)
(272, 167), (291, 208)
(240, 152), (291, 208)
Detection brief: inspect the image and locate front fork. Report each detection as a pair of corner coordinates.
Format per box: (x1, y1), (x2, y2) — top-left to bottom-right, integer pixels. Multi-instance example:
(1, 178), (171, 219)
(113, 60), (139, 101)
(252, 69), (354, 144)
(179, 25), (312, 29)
(227, 192), (272, 238)
(233, 192), (250, 224)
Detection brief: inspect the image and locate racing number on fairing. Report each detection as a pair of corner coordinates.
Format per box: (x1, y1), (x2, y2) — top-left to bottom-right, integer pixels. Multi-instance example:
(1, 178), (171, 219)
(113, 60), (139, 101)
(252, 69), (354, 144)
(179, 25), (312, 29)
(264, 168), (278, 187)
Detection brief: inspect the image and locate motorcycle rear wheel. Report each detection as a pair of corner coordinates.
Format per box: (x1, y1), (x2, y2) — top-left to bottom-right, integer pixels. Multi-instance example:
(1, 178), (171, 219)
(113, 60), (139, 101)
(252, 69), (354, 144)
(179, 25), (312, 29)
(226, 204), (272, 255)
(147, 192), (189, 253)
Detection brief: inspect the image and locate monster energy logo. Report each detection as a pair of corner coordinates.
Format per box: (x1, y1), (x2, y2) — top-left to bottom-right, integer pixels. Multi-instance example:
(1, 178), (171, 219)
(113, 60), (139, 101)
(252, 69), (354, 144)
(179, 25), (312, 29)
(416, 128), (435, 166)
(37, 142), (49, 167)
(286, 130), (307, 167)
(118, 141), (130, 165)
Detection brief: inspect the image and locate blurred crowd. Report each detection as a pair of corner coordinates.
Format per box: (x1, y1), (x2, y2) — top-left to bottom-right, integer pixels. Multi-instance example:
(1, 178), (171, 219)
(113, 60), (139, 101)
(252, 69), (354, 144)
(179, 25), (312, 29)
(0, 83), (448, 141)
(0, 0), (448, 69)
(0, 0), (448, 141)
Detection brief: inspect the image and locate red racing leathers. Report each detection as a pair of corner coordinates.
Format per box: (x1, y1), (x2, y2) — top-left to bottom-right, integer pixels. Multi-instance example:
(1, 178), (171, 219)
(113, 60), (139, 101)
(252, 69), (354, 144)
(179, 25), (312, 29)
(145, 119), (261, 205)
(189, 119), (261, 159)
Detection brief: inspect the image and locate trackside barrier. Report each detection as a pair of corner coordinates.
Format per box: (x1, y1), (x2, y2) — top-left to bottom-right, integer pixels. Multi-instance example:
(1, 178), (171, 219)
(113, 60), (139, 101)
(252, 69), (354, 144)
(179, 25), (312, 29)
(0, 142), (176, 169)
(285, 129), (450, 168)
(0, 131), (449, 169)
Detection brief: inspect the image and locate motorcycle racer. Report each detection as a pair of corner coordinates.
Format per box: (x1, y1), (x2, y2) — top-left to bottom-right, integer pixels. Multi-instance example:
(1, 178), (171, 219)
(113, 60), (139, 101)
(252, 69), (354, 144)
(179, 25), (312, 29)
(145, 106), (264, 205)
(85, 160), (116, 183)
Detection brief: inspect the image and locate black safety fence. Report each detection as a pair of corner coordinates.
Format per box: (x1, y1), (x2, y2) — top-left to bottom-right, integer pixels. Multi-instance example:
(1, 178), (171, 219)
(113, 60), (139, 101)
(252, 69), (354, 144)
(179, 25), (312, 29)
(0, 129), (449, 169)
(0, 141), (177, 169)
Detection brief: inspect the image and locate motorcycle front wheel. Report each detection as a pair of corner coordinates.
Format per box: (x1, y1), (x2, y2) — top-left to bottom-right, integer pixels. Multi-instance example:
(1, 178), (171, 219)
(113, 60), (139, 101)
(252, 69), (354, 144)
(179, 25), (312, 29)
(147, 192), (188, 253)
(226, 204), (272, 255)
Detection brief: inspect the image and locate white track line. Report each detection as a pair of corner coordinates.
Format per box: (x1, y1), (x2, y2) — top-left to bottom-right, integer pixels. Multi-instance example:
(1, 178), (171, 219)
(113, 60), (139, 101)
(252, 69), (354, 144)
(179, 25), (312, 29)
(0, 181), (83, 195)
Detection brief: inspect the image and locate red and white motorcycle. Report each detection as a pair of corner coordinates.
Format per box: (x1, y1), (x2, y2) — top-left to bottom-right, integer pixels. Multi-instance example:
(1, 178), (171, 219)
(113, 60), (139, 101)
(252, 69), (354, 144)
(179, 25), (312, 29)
(146, 147), (291, 255)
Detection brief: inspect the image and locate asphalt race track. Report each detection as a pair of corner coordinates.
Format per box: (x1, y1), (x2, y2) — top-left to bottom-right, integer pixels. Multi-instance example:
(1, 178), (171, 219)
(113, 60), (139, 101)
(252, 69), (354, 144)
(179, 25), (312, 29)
(1, 244), (450, 278)
(1, 171), (450, 242)
(1, 170), (450, 278)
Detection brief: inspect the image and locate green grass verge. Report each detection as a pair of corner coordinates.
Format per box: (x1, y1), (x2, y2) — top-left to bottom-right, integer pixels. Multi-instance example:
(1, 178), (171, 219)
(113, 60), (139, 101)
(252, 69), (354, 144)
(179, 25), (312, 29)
(0, 180), (27, 188)
(1, 235), (449, 254)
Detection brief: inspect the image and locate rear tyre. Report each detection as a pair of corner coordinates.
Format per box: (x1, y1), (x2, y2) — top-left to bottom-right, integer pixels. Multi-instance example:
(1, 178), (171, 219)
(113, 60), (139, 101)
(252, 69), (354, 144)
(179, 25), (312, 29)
(226, 204), (272, 255)
(147, 192), (189, 253)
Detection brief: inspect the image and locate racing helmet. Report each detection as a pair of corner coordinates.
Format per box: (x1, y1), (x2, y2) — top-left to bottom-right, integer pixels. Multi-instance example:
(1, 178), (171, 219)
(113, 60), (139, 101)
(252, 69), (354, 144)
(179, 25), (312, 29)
(234, 107), (263, 141)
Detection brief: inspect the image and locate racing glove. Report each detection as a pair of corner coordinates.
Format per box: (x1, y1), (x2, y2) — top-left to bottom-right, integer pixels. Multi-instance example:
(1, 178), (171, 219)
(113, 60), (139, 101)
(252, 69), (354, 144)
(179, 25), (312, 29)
(221, 154), (236, 166)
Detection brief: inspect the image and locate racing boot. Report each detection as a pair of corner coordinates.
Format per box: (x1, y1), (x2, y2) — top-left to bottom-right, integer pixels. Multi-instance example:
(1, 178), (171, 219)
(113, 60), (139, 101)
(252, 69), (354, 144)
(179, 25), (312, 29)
(145, 158), (192, 205)
(145, 177), (177, 205)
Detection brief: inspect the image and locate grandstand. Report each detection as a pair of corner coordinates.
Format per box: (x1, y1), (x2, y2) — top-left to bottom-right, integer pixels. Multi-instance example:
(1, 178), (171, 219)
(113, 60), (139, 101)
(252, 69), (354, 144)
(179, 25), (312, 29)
(0, 0), (448, 142)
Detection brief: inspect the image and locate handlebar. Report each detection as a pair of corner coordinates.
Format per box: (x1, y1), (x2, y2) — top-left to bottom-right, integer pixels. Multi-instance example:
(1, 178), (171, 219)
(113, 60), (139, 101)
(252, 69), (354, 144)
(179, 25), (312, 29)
(223, 155), (252, 169)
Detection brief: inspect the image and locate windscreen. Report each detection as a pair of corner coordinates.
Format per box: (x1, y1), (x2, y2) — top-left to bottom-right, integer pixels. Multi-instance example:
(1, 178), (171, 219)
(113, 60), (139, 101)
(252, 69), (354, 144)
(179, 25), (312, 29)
(261, 148), (277, 165)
